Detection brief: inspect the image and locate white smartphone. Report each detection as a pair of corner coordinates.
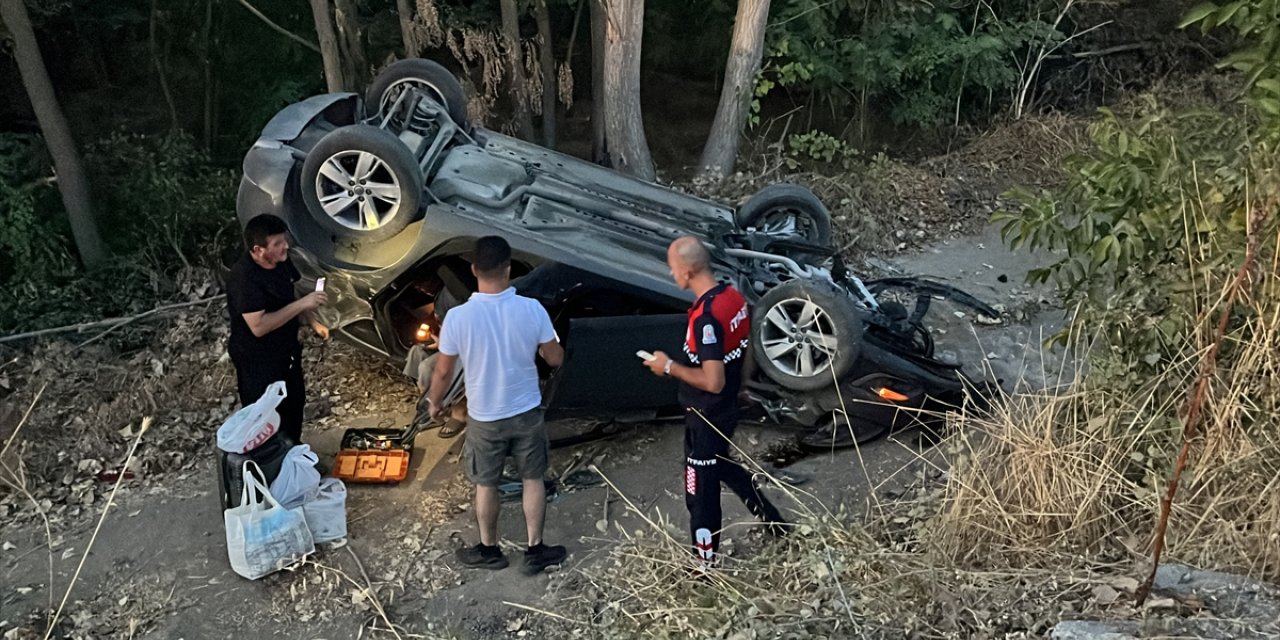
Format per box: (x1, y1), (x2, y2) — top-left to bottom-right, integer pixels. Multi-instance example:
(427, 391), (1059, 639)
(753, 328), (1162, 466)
(636, 350), (656, 361)
(315, 277), (326, 292)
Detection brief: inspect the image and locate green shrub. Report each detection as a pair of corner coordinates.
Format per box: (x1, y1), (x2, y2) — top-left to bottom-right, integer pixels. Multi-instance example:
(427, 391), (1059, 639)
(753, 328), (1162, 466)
(761, 0), (1060, 128)
(0, 134), (75, 285)
(83, 130), (239, 271)
(0, 132), (239, 332)
(785, 130), (862, 170)
(996, 0), (1280, 378)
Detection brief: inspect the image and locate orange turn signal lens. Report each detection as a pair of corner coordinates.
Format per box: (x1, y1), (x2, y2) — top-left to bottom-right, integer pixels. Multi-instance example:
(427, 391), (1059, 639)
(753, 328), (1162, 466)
(874, 386), (910, 402)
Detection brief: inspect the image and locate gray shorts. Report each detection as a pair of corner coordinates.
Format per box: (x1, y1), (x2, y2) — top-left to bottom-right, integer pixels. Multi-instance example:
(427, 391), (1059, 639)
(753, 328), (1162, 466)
(463, 408), (548, 486)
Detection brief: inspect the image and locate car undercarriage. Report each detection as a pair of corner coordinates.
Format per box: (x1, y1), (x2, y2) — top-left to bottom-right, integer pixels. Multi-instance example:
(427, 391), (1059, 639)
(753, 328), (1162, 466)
(237, 58), (1000, 449)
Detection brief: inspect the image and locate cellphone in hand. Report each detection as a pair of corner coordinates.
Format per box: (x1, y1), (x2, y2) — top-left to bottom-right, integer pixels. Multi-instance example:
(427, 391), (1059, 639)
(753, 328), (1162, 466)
(315, 277), (326, 292)
(636, 350), (656, 361)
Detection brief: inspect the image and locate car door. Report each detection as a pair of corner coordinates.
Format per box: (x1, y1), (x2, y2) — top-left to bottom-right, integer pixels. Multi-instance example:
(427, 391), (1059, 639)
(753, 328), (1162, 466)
(542, 314), (688, 419)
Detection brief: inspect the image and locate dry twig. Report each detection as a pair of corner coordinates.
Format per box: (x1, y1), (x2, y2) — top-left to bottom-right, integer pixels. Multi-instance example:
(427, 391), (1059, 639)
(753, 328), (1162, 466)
(1135, 199), (1274, 604)
(44, 417), (152, 640)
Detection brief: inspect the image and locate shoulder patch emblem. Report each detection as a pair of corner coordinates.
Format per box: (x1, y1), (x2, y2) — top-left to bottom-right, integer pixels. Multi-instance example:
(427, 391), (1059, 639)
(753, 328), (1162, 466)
(702, 324), (717, 345)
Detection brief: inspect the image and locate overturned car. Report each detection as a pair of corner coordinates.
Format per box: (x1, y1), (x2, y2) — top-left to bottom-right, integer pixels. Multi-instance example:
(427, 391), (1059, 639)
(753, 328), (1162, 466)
(236, 58), (997, 448)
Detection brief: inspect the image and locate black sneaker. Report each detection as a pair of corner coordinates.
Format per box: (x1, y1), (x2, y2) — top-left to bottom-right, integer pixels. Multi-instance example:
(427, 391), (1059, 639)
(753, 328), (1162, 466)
(521, 543), (567, 575)
(456, 543), (509, 570)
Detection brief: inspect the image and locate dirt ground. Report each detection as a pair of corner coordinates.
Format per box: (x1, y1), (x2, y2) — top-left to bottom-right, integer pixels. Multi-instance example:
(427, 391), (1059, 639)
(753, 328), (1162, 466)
(0, 220), (1066, 639)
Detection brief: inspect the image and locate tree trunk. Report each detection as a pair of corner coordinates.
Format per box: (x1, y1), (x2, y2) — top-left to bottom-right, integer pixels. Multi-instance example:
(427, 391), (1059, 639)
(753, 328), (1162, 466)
(565, 0), (585, 72)
(500, 0), (536, 140)
(534, 0), (556, 148)
(589, 0), (607, 164)
(600, 0), (654, 180)
(308, 0), (345, 92)
(396, 0), (415, 56)
(0, 0), (109, 268)
(150, 0), (179, 131)
(202, 0), (216, 148)
(333, 0), (366, 89)
(698, 0), (770, 179)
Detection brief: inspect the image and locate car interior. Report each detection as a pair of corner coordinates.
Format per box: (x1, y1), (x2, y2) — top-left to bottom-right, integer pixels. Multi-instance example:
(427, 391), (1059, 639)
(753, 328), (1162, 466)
(374, 247), (690, 415)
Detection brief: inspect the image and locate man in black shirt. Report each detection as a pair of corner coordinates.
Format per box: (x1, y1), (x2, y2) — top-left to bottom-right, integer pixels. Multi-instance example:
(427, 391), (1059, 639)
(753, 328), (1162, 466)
(226, 214), (328, 444)
(644, 236), (786, 570)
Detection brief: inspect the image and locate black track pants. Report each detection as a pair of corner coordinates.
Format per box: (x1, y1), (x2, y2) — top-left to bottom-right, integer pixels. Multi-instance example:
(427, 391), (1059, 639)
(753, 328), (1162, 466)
(234, 350), (306, 445)
(683, 407), (782, 565)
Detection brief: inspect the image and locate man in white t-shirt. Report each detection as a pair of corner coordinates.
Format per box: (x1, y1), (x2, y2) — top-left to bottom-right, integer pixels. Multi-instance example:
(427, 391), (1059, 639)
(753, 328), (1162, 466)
(426, 236), (567, 575)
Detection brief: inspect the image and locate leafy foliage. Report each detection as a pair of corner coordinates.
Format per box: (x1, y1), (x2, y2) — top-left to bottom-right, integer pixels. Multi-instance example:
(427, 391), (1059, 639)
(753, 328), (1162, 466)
(785, 130), (862, 170)
(0, 134), (75, 285)
(996, 0), (1280, 375)
(83, 131), (239, 270)
(1181, 0), (1280, 115)
(0, 261), (186, 333)
(761, 0), (1062, 128)
(0, 132), (237, 332)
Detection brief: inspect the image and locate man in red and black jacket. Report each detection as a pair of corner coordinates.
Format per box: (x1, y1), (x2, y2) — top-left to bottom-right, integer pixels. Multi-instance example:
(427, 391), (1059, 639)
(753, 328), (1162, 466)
(644, 236), (787, 570)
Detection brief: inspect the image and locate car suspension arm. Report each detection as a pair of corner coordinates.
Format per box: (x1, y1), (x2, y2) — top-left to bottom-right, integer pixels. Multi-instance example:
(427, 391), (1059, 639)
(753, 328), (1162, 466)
(863, 277), (1002, 319)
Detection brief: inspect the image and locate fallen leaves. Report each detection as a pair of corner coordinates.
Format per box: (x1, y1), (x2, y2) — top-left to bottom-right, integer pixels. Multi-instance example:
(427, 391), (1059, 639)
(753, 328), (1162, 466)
(0, 298), (415, 534)
(1092, 584), (1120, 605)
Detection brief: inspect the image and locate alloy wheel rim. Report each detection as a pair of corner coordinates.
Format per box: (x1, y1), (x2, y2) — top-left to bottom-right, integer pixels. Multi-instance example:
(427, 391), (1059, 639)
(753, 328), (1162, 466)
(314, 150), (402, 231)
(759, 297), (839, 378)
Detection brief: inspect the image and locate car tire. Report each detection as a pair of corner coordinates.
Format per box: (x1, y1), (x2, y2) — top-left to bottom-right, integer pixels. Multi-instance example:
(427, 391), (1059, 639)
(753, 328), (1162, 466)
(300, 124), (424, 242)
(366, 58), (468, 127)
(735, 184), (834, 248)
(750, 279), (860, 391)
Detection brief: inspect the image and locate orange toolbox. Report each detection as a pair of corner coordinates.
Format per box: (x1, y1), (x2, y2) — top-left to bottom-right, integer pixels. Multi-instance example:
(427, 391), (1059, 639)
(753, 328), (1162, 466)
(334, 427), (419, 484)
(335, 371), (460, 484)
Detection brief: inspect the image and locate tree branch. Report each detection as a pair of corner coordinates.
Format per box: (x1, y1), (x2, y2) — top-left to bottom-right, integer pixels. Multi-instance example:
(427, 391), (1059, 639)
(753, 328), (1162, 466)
(233, 0), (321, 53)
(0, 295), (226, 345)
(1046, 41), (1151, 60)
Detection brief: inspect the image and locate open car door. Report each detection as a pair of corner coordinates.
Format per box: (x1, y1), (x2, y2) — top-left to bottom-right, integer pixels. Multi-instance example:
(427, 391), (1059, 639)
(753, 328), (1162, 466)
(543, 315), (687, 420)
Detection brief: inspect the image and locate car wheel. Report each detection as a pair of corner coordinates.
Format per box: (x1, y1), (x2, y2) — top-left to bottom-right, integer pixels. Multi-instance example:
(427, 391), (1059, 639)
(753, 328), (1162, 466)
(300, 124), (424, 242)
(735, 184), (834, 248)
(750, 279), (860, 391)
(799, 410), (888, 451)
(366, 58), (468, 127)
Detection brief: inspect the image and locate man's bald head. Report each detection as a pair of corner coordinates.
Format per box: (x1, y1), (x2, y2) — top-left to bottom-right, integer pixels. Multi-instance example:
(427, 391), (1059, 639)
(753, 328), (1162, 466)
(669, 236), (711, 274)
(666, 236), (713, 291)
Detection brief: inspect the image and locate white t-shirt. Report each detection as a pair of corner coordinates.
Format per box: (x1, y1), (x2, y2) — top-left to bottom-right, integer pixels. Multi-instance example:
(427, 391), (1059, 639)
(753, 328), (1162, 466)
(437, 287), (557, 422)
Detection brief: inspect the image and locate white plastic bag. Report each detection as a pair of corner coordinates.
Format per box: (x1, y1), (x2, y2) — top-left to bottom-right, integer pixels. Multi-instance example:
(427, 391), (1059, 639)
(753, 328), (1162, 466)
(270, 444), (321, 509)
(224, 460), (314, 580)
(303, 478), (348, 543)
(217, 381), (287, 453)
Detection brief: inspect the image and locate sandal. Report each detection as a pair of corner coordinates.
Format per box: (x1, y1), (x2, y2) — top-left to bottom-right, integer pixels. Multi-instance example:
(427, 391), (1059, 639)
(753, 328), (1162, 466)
(438, 418), (466, 439)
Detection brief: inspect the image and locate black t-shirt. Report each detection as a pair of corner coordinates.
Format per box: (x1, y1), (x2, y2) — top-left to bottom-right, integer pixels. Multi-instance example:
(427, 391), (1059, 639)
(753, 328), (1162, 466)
(226, 253), (302, 363)
(678, 283), (751, 414)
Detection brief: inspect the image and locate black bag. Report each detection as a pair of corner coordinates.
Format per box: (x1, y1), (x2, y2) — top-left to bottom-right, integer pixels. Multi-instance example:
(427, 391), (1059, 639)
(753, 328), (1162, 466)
(217, 433), (294, 510)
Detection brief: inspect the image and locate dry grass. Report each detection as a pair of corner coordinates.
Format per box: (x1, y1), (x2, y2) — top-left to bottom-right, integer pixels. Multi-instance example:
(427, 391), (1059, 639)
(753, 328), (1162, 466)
(1170, 278), (1280, 577)
(927, 112), (1090, 188)
(553, 462), (1103, 638)
(936, 273), (1280, 582)
(558, 253), (1280, 638)
(928, 333), (1185, 570)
